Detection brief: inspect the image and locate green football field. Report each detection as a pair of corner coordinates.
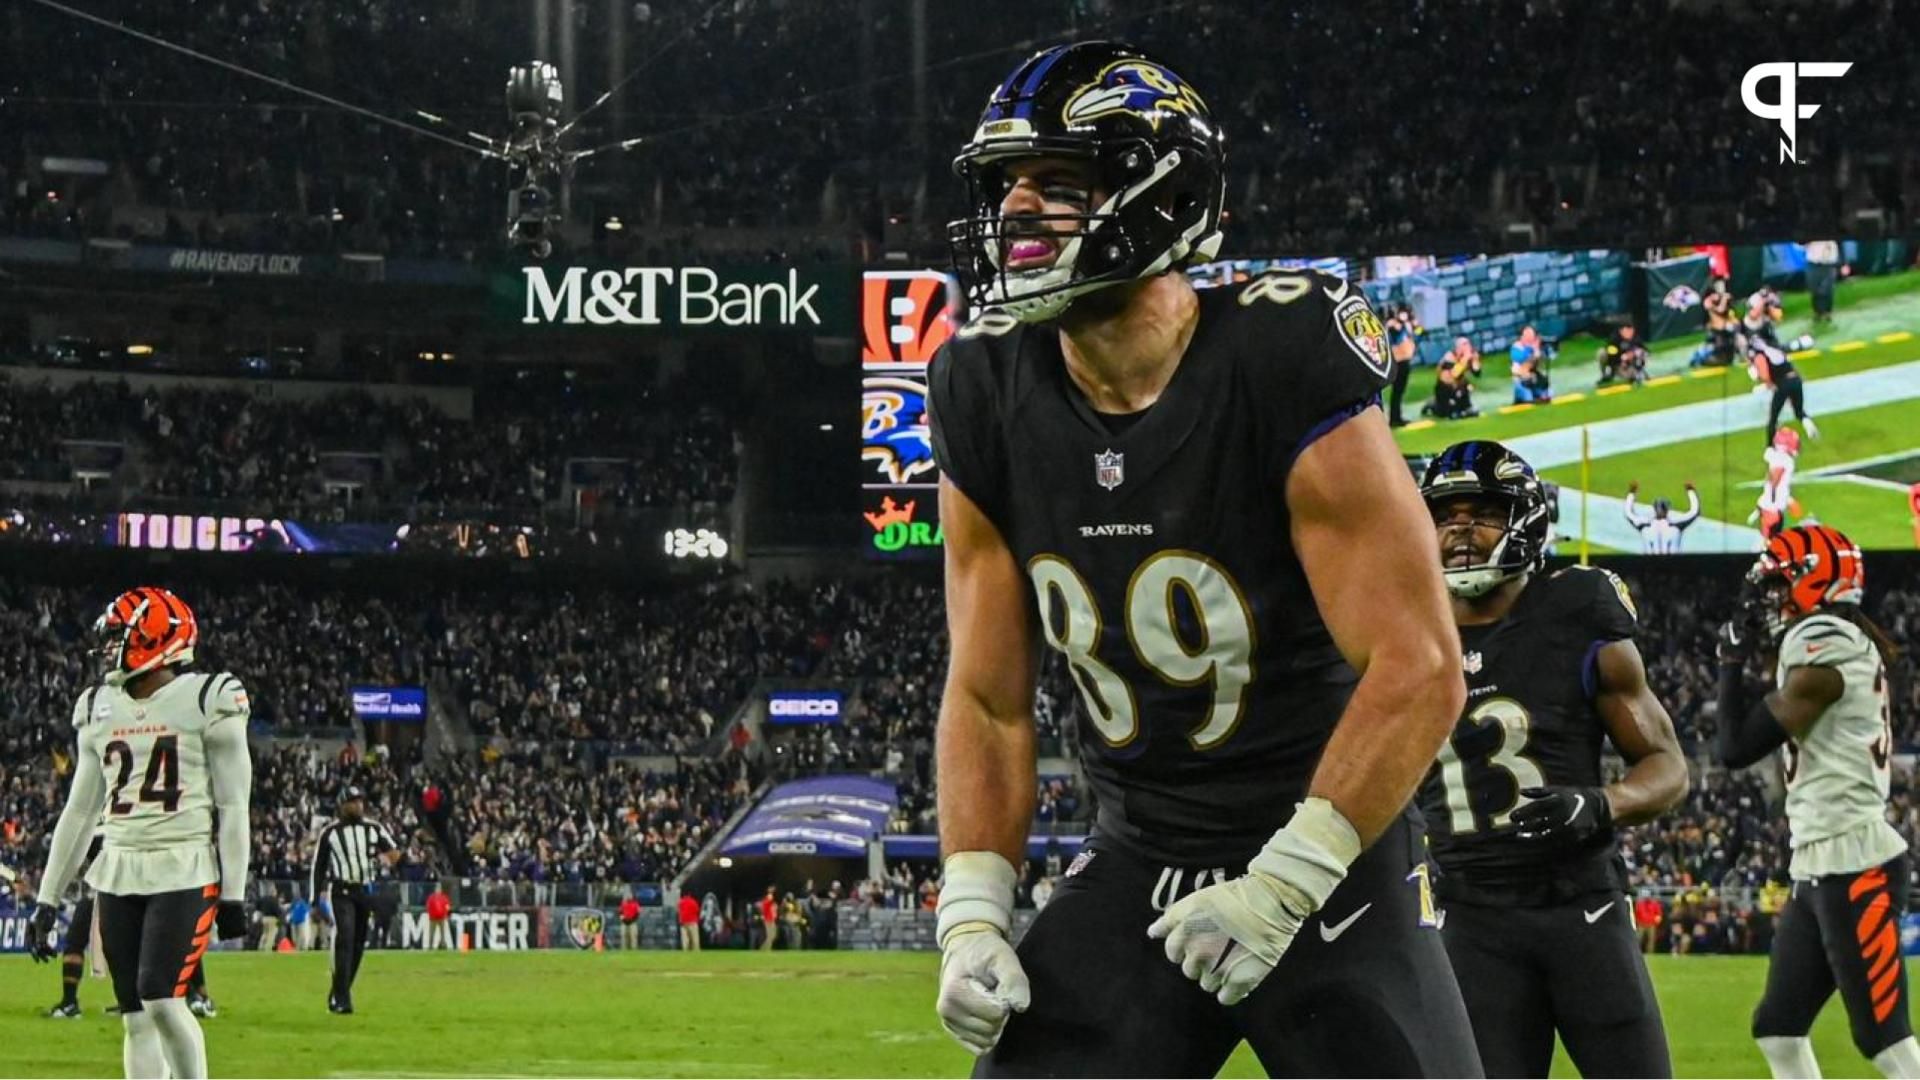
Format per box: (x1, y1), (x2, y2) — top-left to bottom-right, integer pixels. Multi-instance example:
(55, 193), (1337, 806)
(1393, 269), (1920, 554)
(3, 950), (1909, 1078)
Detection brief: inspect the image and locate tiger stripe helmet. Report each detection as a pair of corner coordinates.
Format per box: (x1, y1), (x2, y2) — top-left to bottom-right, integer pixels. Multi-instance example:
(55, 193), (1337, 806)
(94, 587), (198, 680)
(1746, 524), (1864, 635)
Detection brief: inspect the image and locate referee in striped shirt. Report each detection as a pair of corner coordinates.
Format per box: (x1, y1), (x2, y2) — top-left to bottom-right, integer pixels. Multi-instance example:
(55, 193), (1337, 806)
(311, 786), (399, 1014)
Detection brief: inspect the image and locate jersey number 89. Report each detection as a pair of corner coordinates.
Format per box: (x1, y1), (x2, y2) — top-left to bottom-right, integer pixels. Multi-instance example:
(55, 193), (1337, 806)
(1029, 551), (1254, 750)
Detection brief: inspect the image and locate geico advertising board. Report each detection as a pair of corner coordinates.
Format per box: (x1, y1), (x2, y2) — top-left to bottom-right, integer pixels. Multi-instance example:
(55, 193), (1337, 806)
(766, 690), (844, 724)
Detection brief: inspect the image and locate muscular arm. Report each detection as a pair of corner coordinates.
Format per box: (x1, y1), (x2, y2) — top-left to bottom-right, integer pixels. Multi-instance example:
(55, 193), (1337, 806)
(1593, 640), (1688, 825)
(36, 736), (107, 904)
(206, 713), (253, 903)
(935, 477), (1038, 867)
(1289, 409), (1466, 845)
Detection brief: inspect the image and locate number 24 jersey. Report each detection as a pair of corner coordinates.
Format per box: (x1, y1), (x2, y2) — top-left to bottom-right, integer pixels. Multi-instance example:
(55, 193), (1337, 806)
(71, 672), (250, 895)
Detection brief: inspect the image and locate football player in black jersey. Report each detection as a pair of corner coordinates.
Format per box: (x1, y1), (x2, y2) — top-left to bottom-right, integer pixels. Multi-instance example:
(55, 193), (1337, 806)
(1417, 441), (1689, 1078)
(928, 41), (1478, 1077)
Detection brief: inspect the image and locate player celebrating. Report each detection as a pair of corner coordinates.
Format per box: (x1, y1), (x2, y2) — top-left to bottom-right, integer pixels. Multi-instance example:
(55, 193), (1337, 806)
(1624, 480), (1703, 555)
(1714, 526), (1920, 1079)
(28, 587), (252, 1080)
(1755, 427), (1804, 541)
(1743, 286), (1819, 445)
(1417, 441), (1687, 1077)
(929, 41), (1477, 1075)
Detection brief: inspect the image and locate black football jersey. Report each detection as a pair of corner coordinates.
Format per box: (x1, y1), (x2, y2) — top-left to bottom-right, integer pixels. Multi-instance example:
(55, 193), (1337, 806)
(928, 272), (1394, 865)
(1416, 566), (1641, 905)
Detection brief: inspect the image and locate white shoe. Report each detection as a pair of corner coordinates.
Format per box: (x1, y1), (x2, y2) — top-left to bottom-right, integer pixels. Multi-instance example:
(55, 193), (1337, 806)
(1803, 418), (1820, 439)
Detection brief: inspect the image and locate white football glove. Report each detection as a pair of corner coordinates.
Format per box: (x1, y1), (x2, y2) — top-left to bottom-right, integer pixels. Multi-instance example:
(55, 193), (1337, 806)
(935, 852), (1030, 1056)
(938, 925), (1031, 1055)
(1147, 797), (1361, 1006)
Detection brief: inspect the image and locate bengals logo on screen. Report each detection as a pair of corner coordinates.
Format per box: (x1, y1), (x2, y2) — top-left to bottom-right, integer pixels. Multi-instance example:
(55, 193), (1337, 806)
(862, 271), (956, 369)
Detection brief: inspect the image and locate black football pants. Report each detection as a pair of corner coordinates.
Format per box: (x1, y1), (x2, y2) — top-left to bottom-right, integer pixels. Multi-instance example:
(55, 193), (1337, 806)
(1441, 894), (1671, 1078)
(1754, 857), (1914, 1059)
(98, 884), (219, 1012)
(977, 816), (1483, 1078)
(329, 886), (374, 1003)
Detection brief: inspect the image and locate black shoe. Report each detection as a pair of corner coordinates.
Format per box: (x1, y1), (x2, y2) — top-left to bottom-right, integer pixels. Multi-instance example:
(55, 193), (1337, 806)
(43, 1002), (82, 1019)
(328, 994), (353, 1015)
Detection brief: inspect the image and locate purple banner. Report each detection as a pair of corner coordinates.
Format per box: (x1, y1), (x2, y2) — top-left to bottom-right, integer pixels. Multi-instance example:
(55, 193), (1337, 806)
(720, 776), (897, 858)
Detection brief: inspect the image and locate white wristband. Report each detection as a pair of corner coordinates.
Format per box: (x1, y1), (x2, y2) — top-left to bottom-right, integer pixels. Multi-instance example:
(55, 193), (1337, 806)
(1247, 797), (1362, 913)
(936, 850), (1017, 948)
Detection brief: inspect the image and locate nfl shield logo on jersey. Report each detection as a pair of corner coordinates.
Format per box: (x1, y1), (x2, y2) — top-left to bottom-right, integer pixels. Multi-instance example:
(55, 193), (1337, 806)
(1094, 449), (1125, 491)
(1463, 650), (1483, 674)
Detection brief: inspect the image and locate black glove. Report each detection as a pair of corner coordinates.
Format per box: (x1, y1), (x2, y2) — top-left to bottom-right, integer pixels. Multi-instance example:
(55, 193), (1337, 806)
(1510, 786), (1612, 847)
(1715, 618), (1756, 661)
(216, 901), (249, 942)
(29, 903), (60, 963)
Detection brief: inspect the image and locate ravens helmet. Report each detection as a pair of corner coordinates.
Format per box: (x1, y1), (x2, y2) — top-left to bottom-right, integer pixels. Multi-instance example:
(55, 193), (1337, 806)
(947, 41), (1226, 323)
(1420, 441), (1553, 598)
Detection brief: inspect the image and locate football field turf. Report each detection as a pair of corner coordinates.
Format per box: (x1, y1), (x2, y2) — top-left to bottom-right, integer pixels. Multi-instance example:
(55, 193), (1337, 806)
(1392, 269), (1920, 553)
(4, 951), (1909, 1077)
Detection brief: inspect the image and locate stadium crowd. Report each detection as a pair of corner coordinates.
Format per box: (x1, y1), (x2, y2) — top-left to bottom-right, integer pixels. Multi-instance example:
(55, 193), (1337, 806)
(3, 0), (1913, 261)
(247, 742), (754, 889)
(0, 371), (738, 514)
(3, 564), (1918, 922)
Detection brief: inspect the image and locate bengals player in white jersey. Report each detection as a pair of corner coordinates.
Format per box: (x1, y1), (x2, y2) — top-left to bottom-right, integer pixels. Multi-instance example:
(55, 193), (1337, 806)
(1714, 527), (1919, 1079)
(1755, 427), (1804, 541)
(29, 587), (252, 1080)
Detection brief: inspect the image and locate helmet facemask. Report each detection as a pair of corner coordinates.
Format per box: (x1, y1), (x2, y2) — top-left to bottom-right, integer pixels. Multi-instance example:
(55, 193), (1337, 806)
(1431, 493), (1547, 599)
(93, 589), (197, 686)
(950, 137), (1221, 323)
(946, 41), (1228, 326)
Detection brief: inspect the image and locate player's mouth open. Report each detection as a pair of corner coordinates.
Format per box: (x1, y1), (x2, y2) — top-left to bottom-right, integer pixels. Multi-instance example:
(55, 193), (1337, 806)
(1005, 238), (1058, 270)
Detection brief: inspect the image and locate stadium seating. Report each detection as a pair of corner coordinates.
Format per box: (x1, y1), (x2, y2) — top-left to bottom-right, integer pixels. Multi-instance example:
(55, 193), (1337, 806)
(4, 563), (1916, 906)
(0, 369), (737, 514)
(2, 0), (1912, 260)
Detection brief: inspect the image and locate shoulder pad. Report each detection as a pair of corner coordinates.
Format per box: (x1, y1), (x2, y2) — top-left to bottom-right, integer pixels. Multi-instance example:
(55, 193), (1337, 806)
(72, 686), (108, 730)
(198, 673), (252, 719)
(1782, 613), (1867, 652)
(1230, 271), (1391, 382)
(1548, 565), (1639, 624)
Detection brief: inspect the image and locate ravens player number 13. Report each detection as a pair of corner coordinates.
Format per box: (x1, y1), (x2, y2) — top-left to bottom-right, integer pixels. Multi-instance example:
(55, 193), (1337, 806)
(928, 39), (1480, 1078)
(1418, 441), (1689, 1078)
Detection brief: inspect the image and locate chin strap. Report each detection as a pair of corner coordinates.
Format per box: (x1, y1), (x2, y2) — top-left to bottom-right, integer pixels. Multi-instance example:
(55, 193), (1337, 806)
(1444, 565), (1522, 599)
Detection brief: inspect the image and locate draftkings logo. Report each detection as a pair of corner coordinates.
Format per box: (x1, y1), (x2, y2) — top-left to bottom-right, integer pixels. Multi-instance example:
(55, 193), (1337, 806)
(864, 495), (943, 553)
(1740, 62), (1852, 164)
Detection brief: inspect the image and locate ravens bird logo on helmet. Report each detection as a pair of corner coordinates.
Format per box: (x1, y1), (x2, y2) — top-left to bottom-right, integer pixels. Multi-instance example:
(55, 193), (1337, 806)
(947, 41), (1227, 324)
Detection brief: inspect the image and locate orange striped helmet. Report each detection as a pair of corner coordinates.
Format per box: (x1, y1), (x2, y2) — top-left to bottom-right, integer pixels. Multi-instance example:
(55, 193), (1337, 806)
(93, 587), (198, 680)
(1746, 524), (1864, 634)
